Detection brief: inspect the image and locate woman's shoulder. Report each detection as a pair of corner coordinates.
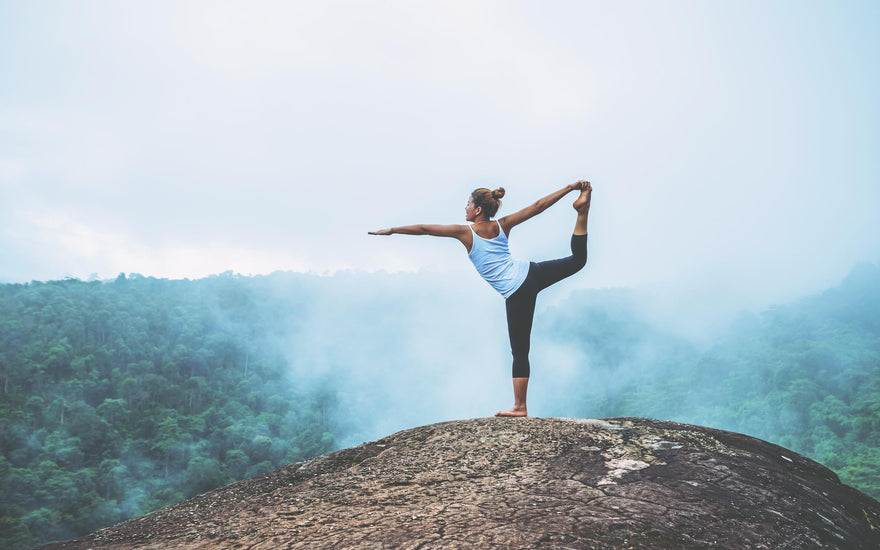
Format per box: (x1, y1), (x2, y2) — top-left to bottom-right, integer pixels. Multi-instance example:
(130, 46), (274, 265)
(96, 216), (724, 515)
(496, 217), (514, 238)
(472, 221), (501, 240)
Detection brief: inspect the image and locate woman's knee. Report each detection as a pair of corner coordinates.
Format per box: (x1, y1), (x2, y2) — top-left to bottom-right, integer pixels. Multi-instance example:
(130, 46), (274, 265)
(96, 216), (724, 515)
(512, 358), (530, 378)
(570, 235), (587, 262)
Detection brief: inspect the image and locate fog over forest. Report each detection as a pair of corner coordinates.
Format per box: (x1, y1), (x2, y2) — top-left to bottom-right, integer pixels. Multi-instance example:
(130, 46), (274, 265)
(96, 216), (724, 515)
(274, 261), (880, 446)
(256, 267), (760, 447)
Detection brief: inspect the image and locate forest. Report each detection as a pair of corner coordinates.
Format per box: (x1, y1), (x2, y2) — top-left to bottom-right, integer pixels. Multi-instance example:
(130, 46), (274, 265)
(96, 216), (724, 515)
(1, 262), (879, 549)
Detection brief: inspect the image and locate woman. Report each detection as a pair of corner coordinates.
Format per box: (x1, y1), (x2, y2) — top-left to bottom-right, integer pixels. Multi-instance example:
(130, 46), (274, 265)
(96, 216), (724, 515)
(369, 180), (592, 417)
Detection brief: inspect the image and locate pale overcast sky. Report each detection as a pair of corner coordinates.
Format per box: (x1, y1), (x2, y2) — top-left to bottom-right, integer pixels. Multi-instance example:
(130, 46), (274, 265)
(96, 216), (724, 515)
(1, 1), (878, 307)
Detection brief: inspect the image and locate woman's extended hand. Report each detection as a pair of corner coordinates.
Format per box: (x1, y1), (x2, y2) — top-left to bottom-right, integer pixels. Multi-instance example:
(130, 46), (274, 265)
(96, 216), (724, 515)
(569, 180), (590, 192)
(368, 228), (393, 235)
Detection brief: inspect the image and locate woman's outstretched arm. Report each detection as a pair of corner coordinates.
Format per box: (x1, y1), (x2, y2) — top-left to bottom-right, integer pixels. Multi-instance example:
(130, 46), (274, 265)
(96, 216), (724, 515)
(369, 224), (471, 246)
(499, 180), (588, 234)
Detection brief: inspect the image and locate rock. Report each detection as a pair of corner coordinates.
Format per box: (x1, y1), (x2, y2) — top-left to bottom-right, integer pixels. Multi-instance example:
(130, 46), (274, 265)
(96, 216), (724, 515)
(40, 417), (880, 549)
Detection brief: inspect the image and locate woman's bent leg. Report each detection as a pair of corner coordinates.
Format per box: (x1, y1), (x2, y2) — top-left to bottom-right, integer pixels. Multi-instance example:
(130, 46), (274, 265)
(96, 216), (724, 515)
(574, 181), (591, 235)
(531, 234), (587, 292)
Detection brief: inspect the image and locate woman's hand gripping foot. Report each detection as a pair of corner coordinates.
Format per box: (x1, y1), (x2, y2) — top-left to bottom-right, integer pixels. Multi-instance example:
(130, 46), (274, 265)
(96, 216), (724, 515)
(573, 180), (592, 213)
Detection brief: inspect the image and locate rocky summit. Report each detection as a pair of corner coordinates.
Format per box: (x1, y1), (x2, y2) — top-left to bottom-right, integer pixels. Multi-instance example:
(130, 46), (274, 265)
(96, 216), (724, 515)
(42, 417), (880, 549)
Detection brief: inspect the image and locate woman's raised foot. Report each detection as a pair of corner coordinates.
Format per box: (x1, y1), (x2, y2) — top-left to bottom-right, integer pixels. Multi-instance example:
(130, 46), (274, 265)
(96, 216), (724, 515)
(573, 181), (592, 213)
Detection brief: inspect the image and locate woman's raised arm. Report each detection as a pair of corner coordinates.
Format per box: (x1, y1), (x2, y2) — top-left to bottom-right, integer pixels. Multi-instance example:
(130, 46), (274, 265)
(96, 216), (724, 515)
(498, 180), (588, 234)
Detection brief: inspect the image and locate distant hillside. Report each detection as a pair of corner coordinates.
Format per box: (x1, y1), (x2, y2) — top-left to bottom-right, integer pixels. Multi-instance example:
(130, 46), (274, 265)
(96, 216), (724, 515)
(39, 418), (880, 549)
(0, 273), (341, 549)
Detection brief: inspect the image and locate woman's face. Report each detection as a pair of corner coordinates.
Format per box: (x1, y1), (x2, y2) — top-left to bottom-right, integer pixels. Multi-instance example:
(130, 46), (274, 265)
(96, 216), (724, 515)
(465, 196), (479, 222)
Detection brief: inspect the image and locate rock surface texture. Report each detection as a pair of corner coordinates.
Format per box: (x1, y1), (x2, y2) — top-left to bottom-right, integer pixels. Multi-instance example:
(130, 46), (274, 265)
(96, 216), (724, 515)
(42, 417), (880, 549)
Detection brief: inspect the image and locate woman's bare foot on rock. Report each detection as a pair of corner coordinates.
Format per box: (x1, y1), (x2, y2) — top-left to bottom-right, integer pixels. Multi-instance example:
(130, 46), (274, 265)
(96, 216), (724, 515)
(573, 181), (592, 213)
(495, 407), (528, 417)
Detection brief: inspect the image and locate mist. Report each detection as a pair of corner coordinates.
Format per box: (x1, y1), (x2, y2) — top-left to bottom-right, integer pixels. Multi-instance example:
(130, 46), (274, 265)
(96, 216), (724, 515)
(248, 269), (508, 447)
(225, 257), (879, 449)
(253, 269), (709, 448)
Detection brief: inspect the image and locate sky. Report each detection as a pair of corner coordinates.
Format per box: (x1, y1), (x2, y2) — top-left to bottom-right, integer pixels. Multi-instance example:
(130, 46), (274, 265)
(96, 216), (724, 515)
(1, 0), (878, 310)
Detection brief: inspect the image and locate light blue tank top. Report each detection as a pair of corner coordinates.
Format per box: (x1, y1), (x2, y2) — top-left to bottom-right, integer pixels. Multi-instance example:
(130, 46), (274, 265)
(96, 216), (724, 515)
(468, 221), (530, 299)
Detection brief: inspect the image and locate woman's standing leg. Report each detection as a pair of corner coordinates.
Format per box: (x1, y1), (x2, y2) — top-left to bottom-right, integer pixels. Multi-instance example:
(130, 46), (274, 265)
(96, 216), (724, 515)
(496, 280), (538, 417)
(495, 183), (591, 417)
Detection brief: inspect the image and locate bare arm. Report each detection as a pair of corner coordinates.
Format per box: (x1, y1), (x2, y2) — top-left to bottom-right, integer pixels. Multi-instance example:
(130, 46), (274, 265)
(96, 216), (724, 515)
(499, 180), (587, 234)
(368, 224), (471, 245)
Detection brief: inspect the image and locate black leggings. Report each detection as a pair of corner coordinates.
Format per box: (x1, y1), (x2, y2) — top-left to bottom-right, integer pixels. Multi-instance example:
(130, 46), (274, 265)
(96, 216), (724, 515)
(505, 234), (587, 378)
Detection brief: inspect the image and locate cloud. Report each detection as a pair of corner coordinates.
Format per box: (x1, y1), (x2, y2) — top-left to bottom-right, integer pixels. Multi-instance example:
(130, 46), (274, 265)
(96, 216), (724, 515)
(0, 1), (877, 309)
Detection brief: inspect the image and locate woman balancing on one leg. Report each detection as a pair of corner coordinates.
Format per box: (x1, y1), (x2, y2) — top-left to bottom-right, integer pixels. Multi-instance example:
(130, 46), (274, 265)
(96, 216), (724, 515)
(369, 180), (592, 417)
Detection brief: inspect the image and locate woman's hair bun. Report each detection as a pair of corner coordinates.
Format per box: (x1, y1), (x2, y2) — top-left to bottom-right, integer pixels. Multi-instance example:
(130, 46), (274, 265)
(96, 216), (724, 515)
(492, 187), (505, 200)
